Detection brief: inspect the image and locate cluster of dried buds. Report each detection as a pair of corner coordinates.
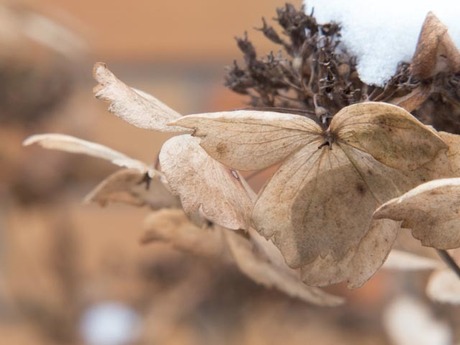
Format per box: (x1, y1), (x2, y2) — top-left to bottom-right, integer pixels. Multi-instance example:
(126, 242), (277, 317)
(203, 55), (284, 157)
(23, 5), (460, 306)
(226, 4), (460, 133)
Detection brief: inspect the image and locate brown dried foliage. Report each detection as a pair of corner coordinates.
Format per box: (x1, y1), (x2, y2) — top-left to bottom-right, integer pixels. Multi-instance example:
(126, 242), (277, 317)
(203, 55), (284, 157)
(226, 4), (460, 133)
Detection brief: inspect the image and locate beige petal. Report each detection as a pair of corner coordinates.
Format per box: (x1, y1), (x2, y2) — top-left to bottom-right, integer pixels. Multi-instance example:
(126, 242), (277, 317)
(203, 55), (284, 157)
(427, 268), (460, 304)
(159, 135), (255, 230)
(246, 227), (287, 270)
(391, 84), (432, 112)
(252, 136), (423, 287)
(23, 133), (150, 173)
(223, 228), (344, 306)
(374, 178), (460, 249)
(141, 209), (228, 259)
(85, 169), (181, 209)
(93, 62), (187, 132)
(396, 131), (460, 187)
(169, 103), (450, 287)
(299, 219), (399, 288)
(438, 131), (460, 176)
(170, 110), (322, 170)
(253, 142), (405, 271)
(332, 102), (447, 171)
(411, 12), (460, 79)
(142, 210), (343, 306)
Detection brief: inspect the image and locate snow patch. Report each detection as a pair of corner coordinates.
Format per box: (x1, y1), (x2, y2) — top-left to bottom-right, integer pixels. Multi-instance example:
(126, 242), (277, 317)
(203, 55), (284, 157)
(305, 0), (460, 85)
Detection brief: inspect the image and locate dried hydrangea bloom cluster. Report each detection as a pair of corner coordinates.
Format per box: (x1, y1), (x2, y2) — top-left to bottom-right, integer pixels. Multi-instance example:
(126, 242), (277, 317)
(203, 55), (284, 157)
(24, 6), (460, 305)
(225, 4), (363, 115)
(226, 5), (460, 133)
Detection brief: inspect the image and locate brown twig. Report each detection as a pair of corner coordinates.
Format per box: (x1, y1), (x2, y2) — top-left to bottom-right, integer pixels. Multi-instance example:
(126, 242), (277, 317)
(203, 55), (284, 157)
(436, 249), (460, 279)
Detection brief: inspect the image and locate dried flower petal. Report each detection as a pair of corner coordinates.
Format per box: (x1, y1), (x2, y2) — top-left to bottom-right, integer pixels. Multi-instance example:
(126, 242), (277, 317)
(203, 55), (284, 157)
(23, 133), (151, 174)
(174, 102), (447, 286)
(159, 135), (255, 230)
(171, 110), (320, 171)
(390, 84), (432, 113)
(142, 210), (343, 306)
(374, 178), (460, 250)
(411, 12), (460, 79)
(93, 62), (188, 132)
(438, 132), (460, 175)
(299, 219), (400, 288)
(141, 209), (228, 258)
(85, 169), (180, 209)
(223, 228), (344, 306)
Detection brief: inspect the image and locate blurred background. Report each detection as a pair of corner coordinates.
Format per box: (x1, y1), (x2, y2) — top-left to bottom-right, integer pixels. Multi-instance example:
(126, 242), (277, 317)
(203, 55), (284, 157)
(0, 0), (457, 344)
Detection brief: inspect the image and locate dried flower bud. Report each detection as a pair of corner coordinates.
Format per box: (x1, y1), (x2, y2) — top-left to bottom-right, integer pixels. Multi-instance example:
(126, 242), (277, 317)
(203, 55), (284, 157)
(257, 17), (284, 45)
(337, 63), (350, 78)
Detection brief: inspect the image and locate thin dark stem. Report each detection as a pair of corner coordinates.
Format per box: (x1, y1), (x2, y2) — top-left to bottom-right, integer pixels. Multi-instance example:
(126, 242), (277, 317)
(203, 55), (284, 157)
(436, 249), (460, 279)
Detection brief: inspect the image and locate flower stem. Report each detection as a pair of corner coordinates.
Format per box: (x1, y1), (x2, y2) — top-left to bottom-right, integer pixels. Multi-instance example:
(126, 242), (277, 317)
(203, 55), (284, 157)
(436, 249), (460, 279)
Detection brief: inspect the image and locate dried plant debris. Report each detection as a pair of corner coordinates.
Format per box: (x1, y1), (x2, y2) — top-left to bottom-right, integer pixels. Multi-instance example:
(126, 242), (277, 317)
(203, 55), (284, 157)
(159, 135), (255, 230)
(24, 11), (460, 305)
(411, 12), (460, 80)
(142, 209), (343, 306)
(223, 227), (344, 306)
(172, 102), (452, 287)
(26, 53), (460, 292)
(22, 134), (181, 211)
(141, 209), (228, 259)
(93, 62), (186, 132)
(85, 168), (181, 209)
(23, 133), (152, 174)
(225, 4), (360, 115)
(226, 4), (460, 133)
(374, 178), (460, 250)
(408, 13), (460, 133)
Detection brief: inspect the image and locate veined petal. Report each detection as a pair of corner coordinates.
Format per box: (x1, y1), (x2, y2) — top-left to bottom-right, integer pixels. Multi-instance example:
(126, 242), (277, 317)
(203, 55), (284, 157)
(93, 62), (187, 133)
(159, 135), (255, 230)
(84, 169), (180, 209)
(23, 133), (151, 174)
(374, 178), (460, 249)
(333, 102), (447, 171)
(171, 110), (322, 171)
